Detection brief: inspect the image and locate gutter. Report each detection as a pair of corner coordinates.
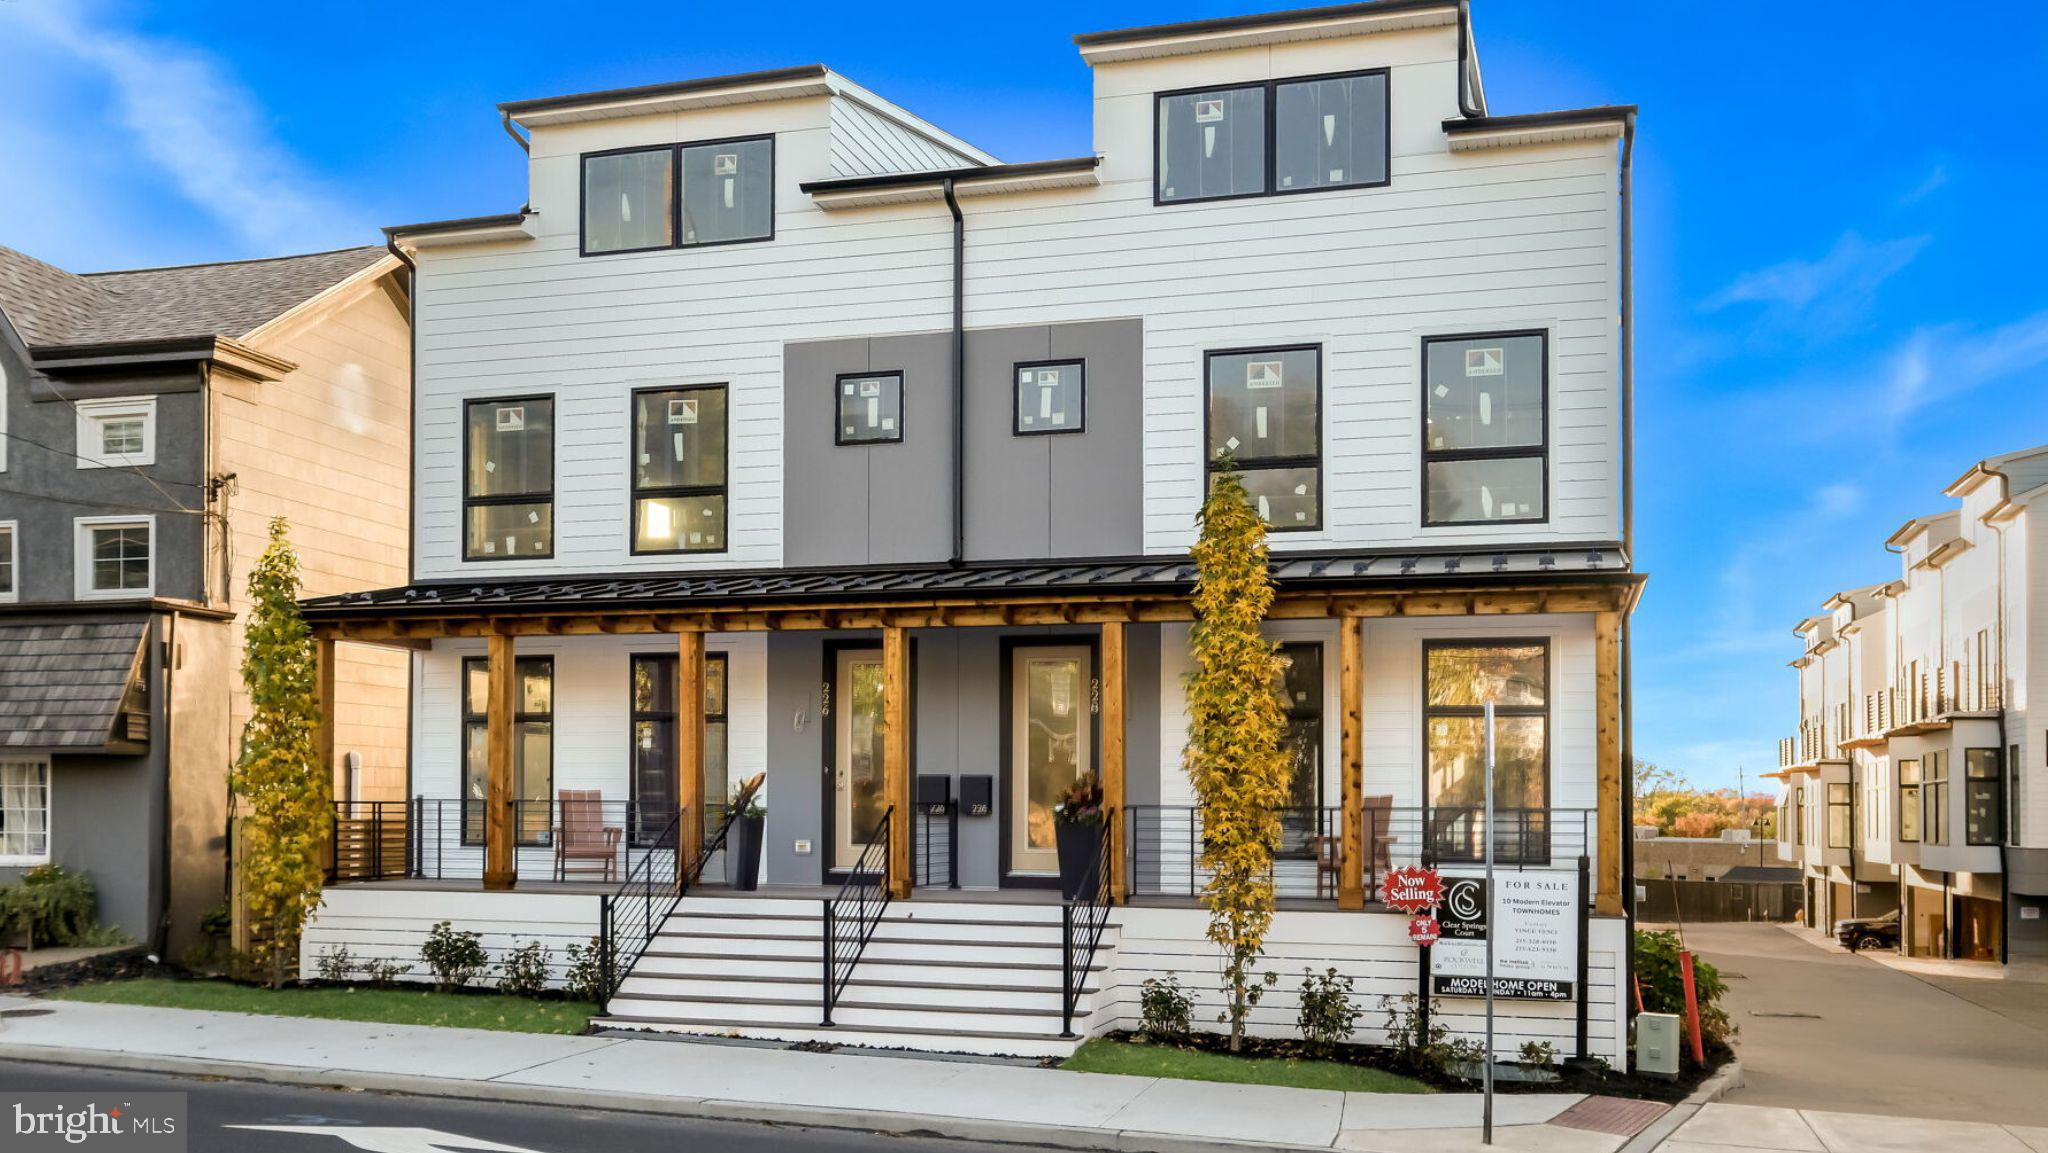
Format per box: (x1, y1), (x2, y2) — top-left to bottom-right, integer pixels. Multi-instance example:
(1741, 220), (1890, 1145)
(384, 234), (420, 588)
(944, 177), (966, 568)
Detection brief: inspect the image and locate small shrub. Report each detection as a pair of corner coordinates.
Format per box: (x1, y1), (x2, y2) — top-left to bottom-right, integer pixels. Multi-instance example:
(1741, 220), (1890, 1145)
(313, 944), (358, 982)
(562, 936), (612, 1004)
(1633, 929), (1735, 1058)
(362, 957), (410, 985)
(1138, 974), (1194, 1041)
(1381, 993), (1462, 1075)
(1518, 1039), (1558, 1068)
(0, 864), (99, 946)
(1296, 967), (1361, 1050)
(420, 921), (488, 992)
(498, 940), (550, 996)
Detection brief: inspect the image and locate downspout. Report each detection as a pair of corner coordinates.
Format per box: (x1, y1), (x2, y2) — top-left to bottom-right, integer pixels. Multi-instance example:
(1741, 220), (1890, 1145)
(1619, 112), (1636, 561)
(1454, 1), (1485, 118)
(500, 110), (530, 154)
(944, 178), (966, 567)
(1985, 466), (2014, 965)
(385, 233), (422, 817)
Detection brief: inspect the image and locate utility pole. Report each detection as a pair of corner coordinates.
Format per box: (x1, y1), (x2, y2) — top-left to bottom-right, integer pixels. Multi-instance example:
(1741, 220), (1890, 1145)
(1482, 699), (1497, 1146)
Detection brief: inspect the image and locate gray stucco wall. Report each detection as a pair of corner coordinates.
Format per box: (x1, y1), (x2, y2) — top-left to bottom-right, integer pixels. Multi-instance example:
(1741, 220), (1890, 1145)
(783, 319), (1144, 568)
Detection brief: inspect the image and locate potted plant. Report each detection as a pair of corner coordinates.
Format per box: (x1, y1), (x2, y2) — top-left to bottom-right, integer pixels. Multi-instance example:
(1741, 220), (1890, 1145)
(1053, 773), (1107, 901)
(724, 773), (767, 891)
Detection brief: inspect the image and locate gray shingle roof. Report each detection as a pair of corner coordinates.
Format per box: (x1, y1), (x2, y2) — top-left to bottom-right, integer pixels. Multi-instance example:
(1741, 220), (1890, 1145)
(0, 244), (388, 350)
(0, 620), (147, 749)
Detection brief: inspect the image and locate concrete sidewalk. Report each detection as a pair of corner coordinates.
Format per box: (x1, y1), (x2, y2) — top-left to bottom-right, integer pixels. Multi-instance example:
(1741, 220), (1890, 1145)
(1664, 1102), (2048, 1153)
(0, 995), (1631, 1153)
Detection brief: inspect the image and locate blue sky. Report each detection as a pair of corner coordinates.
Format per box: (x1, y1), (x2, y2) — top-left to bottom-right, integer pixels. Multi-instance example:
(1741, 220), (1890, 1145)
(5, 1), (2046, 790)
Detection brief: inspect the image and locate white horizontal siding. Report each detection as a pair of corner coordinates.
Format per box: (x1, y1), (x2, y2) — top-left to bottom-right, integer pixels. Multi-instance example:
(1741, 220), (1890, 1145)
(300, 887), (601, 990)
(829, 96), (977, 176)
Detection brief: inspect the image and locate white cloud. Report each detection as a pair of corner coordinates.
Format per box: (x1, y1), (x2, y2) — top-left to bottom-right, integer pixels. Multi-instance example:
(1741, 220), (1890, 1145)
(1705, 231), (1928, 317)
(1900, 162), (1949, 206)
(0, 1), (368, 260)
(1880, 310), (2048, 423)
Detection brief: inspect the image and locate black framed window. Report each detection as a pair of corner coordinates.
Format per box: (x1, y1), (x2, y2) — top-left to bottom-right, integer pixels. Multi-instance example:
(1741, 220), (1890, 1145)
(461, 656), (553, 845)
(1279, 642), (1323, 811)
(1897, 758), (1921, 842)
(836, 372), (903, 445)
(1156, 70), (1388, 204)
(1965, 748), (2003, 846)
(2011, 742), (2024, 845)
(1015, 361), (1084, 435)
(631, 385), (727, 554)
(1423, 332), (1548, 526)
(581, 135), (773, 257)
(1923, 750), (1949, 846)
(463, 397), (554, 561)
(1206, 345), (1320, 530)
(629, 652), (728, 846)
(1423, 640), (1549, 863)
(1826, 782), (1851, 849)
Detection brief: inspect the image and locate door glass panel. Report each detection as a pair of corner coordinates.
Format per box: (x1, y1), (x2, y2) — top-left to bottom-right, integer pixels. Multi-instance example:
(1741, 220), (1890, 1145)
(1011, 648), (1092, 876)
(837, 655), (888, 870)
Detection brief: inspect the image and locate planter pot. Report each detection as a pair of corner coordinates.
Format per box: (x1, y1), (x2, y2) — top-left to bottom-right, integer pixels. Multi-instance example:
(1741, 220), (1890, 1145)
(1056, 820), (1106, 902)
(724, 815), (765, 891)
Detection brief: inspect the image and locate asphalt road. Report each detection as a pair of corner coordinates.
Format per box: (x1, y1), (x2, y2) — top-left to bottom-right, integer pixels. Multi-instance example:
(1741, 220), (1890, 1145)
(0, 1059), (1061, 1153)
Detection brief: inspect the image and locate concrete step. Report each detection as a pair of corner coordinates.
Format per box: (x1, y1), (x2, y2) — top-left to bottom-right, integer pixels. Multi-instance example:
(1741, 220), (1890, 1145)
(615, 973), (1097, 1011)
(631, 951), (1101, 985)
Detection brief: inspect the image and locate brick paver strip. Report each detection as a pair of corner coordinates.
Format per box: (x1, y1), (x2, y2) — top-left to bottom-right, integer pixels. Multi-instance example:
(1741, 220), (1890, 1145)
(1549, 1096), (1671, 1136)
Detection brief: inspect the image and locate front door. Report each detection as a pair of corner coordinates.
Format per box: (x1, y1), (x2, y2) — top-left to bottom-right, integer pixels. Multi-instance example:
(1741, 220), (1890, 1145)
(1008, 644), (1093, 878)
(831, 647), (889, 873)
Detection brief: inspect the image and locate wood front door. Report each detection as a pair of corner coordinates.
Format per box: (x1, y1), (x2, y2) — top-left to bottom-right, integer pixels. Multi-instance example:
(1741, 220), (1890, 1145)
(1008, 644), (1093, 878)
(831, 647), (889, 873)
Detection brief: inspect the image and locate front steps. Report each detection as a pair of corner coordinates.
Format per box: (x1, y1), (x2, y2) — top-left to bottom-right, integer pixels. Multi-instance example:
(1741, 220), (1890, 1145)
(598, 893), (1116, 1059)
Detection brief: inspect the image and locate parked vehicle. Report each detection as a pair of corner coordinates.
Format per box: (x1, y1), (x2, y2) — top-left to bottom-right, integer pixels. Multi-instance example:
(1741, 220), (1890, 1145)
(1836, 909), (1901, 952)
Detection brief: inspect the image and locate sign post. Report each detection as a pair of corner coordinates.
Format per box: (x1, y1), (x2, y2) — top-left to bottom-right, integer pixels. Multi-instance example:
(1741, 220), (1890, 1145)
(1483, 700), (1496, 1146)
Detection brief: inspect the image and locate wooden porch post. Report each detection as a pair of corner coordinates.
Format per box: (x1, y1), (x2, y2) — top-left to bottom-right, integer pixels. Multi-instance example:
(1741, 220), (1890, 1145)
(882, 624), (911, 899)
(483, 631), (517, 891)
(1338, 613), (1366, 910)
(1100, 620), (1127, 905)
(677, 628), (706, 869)
(1594, 610), (1623, 916)
(313, 637), (338, 801)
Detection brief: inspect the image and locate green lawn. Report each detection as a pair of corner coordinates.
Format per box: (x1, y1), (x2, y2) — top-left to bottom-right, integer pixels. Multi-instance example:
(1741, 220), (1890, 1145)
(47, 979), (595, 1035)
(1062, 1038), (1432, 1093)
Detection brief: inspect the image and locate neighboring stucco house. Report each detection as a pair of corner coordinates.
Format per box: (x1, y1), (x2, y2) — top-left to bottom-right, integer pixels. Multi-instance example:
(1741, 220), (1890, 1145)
(0, 243), (412, 955)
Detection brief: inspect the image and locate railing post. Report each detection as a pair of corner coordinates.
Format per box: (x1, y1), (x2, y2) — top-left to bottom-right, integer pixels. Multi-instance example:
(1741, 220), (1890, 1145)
(949, 800), (960, 890)
(821, 899), (836, 1027)
(597, 894), (613, 1010)
(1576, 853), (1591, 1061)
(1060, 900), (1076, 1038)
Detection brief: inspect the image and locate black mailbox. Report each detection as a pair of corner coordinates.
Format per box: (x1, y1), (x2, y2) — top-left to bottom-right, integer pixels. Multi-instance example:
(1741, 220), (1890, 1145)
(915, 774), (952, 816)
(960, 775), (993, 818)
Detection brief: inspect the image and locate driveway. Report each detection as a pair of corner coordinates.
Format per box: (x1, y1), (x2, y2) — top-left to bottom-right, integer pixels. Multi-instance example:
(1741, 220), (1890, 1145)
(1683, 922), (2048, 1127)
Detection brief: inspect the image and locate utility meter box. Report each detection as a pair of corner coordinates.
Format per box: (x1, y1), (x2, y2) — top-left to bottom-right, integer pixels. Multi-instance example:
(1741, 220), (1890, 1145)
(1636, 1012), (1681, 1080)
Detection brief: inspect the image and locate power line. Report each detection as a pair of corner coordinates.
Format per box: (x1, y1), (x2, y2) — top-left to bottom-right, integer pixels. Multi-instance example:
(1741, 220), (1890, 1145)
(0, 427), (206, 496)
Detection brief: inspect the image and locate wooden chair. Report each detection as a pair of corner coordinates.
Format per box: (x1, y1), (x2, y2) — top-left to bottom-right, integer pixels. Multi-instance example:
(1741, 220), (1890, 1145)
(1315, 796), (1396, 899)
(553, 790), (623, 882)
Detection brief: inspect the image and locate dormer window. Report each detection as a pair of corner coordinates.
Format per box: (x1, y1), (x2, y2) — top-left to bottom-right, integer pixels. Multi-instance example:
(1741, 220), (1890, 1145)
(1156, 70), (1388, 205)
(582, 135), (774, 256)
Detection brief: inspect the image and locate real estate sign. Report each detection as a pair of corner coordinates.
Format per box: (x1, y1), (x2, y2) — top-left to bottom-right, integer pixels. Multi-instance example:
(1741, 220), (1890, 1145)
(1429, 871), (1578, 1001)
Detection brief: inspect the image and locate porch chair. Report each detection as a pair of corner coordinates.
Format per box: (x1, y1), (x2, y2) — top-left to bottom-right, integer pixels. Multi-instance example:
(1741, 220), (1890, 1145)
(1315, 796), (1396, 899)
(554, 790), (624, 883)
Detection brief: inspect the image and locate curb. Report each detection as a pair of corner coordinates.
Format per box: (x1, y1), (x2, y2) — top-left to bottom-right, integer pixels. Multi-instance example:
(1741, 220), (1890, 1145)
(0, 1042), (1329, 1153)
(1617, 1059), (1743, 1153)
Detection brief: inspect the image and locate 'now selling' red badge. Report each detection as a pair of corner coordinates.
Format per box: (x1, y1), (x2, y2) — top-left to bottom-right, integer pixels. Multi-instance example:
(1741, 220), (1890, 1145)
(1407, 915), (1442, 946)
(1379, 865), (1443, 913)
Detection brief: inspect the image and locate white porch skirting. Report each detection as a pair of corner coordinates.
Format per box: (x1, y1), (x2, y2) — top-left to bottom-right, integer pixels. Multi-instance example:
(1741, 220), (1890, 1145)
(301, 886), (602, 991)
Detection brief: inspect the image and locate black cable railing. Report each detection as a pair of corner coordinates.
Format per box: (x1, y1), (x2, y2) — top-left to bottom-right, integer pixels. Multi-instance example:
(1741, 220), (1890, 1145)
(1061, 809), (1116, 1038)
(596, 804), (743, 1010)
(821, 807), (892, 1027)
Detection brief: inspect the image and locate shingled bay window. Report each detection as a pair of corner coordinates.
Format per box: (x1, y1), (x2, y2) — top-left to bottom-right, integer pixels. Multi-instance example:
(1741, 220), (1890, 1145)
(464, 397), (553, 561)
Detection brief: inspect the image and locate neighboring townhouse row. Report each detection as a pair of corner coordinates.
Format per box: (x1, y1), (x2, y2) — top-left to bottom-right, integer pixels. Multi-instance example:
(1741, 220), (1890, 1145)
(0, 244), (413, 954)
(295, 1), (1645, 1062)
(1773, 445), (2048, 965)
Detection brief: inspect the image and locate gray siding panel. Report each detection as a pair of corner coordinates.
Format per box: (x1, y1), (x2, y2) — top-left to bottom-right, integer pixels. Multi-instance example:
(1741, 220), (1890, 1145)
(781, 339), (870, 568)
(763, 631), (826, 885)
(865, 333), (953, 565)
(1049, 320), (1145, 558)
(963, 325), (1052, 561)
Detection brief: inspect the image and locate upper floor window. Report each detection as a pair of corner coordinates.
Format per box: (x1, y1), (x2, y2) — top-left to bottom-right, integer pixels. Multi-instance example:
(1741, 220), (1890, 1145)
(1156, 70), (1388, 204)
(632, 385), (727, 554)
(582, 135), (774, 256)
(75, 396), (156, 468)
(1206, 346), (1319, 531)
(1897, 758), (1921, 842)
(1964, 748), (2003, 846)
(464, 397), (553, 561)
(1423, 332), (1548, 526)
(74, 516), (153, 599)
(1923, 750), (1949, 846)
(1825, 782), (1851, 849)
(1015, 361), (1084, 435)
(836, 373), (903, 446)
(0, 521), (14, 603)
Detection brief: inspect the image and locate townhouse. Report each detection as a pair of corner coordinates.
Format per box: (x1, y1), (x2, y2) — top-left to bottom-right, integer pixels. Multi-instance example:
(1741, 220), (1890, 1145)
(0, 244), (412, 955)
(297, 0), (1644, 1060)
(1774, 446), (2048, 964)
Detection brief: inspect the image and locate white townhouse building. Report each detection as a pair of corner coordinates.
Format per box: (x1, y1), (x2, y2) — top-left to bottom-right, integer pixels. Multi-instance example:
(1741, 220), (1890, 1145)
(297, 0), (1646, 1061)
(1775, 446), (2048, 965)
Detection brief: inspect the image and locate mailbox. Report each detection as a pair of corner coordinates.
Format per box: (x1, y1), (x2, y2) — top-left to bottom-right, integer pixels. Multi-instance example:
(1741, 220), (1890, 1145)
(960, 775), (994, 818)
(915, 774), (952, 816)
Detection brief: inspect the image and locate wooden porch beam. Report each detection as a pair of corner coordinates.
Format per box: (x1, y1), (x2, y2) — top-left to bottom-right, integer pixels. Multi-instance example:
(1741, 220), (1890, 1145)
(882, 625), (912, 899)
(677, 628), (706, 869)
(1594, 610), (1623, 916)
(1338, 615), (1366, 910)
(483, 631), (517, 891)
(1100, 620), (1127, 905)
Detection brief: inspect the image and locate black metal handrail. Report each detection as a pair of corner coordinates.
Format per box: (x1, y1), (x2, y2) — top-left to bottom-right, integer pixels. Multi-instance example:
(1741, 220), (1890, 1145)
(596, 804), (743, 1009)
(821, 806), (892, 1027)
(325, 801), (410, 883)
(1061, 809), (1116, 1037)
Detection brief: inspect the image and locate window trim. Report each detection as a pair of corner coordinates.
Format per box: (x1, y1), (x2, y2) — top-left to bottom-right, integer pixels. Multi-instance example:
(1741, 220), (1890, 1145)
(1419, 637), (1554, 861)
(629, 383), (730, 556)
(832, 371), (906, 447)
(578, 133), (777, 258)
(1152, 68), (1393, 207)
(461, 394), (556, 563)
(627, 650), (729, 846)
(1012, 359), (1086, 437)
(73, 514), (155, 600)
(0, 756), (52, 867)
(1420, 329), (1552, 528)
(0, 520), (16, 604)
(1201, 343), (1324, 533)
(1825, 781), (1851, 850)
(459, 654), (554, 847)
(74, 395), (157, 469)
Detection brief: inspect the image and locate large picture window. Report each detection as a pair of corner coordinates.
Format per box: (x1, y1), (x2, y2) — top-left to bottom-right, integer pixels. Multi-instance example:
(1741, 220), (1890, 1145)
(582, 136), (773, 257)
(1423, 640), (1549, 863)
(1206, 346), (1320, 530)
(1965, 748), (2003, 846)
(462, 656), (553, 845)
(1156, 70), (1388, 204)
(631, 385), (727, 554)
(1423, 332), (1548, 526)
(464, 397), (553, 561)
(628, 652), (729, 846)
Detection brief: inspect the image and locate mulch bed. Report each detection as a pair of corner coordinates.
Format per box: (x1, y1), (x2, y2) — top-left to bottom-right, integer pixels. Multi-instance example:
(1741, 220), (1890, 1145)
(8, 947), (166, 995)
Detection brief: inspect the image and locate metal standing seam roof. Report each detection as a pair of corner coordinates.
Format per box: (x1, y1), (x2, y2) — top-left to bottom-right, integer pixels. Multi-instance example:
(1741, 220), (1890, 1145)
(300, 547), (1632, 619)
(0, 620), (147, 749)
